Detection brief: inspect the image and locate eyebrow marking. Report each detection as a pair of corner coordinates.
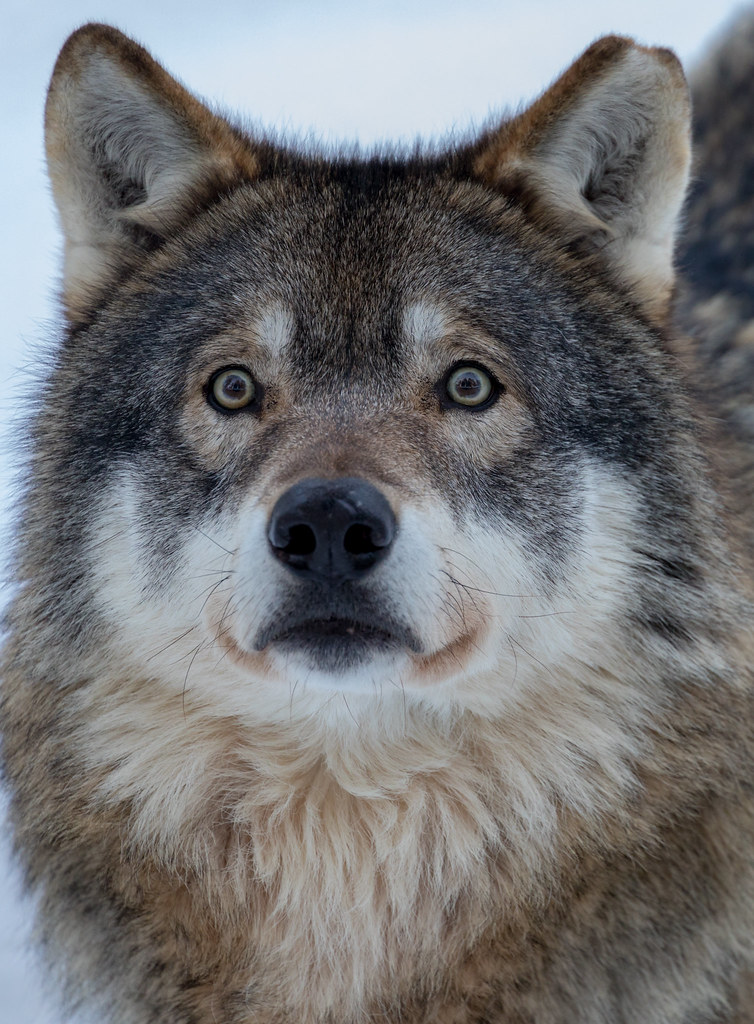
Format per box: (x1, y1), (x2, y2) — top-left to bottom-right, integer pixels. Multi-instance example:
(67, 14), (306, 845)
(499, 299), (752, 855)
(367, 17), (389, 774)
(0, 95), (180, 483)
(256, 304), (294, 356)
(402, 300), (449, 352)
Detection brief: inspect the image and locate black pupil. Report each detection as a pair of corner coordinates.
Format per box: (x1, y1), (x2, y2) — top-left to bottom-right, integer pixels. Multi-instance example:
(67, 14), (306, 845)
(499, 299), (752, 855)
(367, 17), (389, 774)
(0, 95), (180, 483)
(223, 374), (247, 400)
(456, 372), (481, 397)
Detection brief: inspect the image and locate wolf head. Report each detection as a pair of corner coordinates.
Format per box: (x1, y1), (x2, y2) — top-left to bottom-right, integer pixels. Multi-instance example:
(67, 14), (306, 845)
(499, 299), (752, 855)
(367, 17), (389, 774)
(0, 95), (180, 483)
(28, 24), (724, 744)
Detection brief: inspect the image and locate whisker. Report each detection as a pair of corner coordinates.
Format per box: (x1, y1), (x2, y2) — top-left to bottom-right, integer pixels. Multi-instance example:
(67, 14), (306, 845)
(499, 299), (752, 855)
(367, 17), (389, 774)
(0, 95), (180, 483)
(439, 569), (533, 600)
(190, 569), (238, 580)
(147, 625), (199, 663)
(516, 610), (575, 619)
(444, 570), (483, 621)
(182, 638), (208, 717)
(340, 693), (360, 727)
(507, 635), (519, 687)
(508, 635), (552, 677)
(194, 527), (236, 557)
(438, 547), (497, 587)
(289, 678), (301, 716)
(197, 575), (232, 616)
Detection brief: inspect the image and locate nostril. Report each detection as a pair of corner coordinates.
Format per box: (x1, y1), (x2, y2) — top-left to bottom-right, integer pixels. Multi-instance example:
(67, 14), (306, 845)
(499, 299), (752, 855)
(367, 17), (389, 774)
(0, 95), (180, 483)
(343, 523), (381, 556)
(285, 524), (317, 557)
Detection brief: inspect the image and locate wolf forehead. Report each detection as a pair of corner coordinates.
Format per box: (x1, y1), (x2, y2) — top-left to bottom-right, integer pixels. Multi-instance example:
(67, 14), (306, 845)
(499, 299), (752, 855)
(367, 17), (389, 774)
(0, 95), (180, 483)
(65, 170), (665, 450)
(105, 166), (561, 352)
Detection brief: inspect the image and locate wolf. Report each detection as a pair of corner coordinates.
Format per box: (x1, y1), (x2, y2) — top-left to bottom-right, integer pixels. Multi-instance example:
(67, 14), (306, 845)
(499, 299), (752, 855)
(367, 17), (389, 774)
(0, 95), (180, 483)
(2, 13), (754, 1024)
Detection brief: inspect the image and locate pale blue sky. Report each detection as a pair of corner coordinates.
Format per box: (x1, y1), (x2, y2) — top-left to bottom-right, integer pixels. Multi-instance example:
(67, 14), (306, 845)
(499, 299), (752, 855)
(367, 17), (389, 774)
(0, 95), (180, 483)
(0, 2), (747, 1020)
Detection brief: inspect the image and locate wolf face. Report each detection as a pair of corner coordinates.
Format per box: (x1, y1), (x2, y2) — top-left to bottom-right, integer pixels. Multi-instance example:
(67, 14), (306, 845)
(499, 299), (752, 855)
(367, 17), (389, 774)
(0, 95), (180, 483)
(41, 30), (695, 722)
(84, 177), (655, 716)
(4, 21), (754, 1024)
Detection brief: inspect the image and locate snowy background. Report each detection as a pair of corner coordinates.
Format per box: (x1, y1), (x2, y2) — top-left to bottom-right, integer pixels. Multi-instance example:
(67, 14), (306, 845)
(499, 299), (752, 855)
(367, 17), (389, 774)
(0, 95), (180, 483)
(0, 1), (748, 1020)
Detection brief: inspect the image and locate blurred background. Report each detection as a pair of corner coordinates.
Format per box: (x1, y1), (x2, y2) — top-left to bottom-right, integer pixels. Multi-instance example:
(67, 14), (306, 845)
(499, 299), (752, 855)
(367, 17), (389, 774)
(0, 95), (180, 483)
(0, 1), (747, 1019)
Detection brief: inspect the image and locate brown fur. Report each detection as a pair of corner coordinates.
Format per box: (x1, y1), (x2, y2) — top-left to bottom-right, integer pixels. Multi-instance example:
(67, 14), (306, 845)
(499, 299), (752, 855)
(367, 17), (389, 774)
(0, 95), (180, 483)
(4, 18), (754, 1024)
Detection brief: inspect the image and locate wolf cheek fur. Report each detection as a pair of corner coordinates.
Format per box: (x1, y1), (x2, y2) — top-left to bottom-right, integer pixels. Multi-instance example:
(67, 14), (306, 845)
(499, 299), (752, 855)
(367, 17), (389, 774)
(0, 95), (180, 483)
(3, 18), (754, 1024)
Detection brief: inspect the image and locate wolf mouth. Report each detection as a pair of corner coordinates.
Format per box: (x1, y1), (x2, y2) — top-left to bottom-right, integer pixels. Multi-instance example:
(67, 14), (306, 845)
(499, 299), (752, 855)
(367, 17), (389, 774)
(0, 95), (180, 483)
(264, 618), (400, 645)
(254, 615), (422, 673)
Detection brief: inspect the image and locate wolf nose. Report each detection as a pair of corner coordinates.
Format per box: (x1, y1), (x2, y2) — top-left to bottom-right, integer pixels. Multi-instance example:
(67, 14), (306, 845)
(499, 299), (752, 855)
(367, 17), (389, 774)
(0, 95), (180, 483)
(267, 477), (396, 582)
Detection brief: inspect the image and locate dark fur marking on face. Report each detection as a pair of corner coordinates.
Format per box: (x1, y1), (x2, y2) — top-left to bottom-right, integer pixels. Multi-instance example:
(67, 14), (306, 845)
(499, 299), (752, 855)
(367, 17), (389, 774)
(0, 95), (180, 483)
(635, 613), (693, 646)
(634, 550), (701, 585)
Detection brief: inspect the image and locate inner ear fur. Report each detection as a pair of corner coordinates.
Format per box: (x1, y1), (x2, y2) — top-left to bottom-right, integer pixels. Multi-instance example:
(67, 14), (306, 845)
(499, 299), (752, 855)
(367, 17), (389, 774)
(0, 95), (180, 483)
(45, 23), (259, 324)
(474, 36), (691, 321)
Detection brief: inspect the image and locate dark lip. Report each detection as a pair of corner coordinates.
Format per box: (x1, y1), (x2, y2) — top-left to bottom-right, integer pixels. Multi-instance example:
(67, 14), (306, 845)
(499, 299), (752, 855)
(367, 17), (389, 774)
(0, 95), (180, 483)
(253, 615), (422, 654)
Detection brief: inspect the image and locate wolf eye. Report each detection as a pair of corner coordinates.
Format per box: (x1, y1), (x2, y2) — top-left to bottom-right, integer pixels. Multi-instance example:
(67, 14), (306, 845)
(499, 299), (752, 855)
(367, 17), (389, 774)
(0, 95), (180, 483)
(208, 368), (256, 411)
(444, 364), (496, 409)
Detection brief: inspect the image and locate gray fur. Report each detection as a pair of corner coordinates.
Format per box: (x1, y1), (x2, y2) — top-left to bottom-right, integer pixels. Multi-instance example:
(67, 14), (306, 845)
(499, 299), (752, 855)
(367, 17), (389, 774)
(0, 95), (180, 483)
(3, 19), (754, 1024)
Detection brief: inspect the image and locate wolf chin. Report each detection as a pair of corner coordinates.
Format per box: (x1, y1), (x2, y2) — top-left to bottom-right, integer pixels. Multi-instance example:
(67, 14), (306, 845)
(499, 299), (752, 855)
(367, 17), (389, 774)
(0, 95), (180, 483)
(3, 15), (754, 1024)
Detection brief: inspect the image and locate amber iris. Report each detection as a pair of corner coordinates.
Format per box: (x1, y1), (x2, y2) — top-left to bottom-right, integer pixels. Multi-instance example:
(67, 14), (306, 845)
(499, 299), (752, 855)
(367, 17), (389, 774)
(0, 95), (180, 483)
(445, 365), (493, 407)
(209, 368), (256, 411)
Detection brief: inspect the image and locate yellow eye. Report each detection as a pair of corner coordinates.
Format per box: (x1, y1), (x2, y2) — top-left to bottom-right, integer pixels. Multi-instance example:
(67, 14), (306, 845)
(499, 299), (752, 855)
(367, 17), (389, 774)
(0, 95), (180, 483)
(209, 368), (256, 411)
(445, 364), (495, 408)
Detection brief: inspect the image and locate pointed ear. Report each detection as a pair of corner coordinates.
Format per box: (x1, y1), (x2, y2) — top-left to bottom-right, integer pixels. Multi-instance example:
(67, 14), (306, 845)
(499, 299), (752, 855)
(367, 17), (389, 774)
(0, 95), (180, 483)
(45, 24), (259, 324)
(474, 36), (691, 321)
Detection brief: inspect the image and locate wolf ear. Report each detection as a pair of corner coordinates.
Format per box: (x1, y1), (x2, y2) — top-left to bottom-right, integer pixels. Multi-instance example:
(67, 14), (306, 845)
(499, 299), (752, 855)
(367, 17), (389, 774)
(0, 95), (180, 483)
(474, 36), (690, 321)
(45, 24), (259, 324)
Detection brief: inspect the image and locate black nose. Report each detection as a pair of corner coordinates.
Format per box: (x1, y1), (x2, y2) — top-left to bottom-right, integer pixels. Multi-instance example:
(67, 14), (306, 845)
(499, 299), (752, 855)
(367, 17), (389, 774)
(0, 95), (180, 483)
(268, 477), (397, 583)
